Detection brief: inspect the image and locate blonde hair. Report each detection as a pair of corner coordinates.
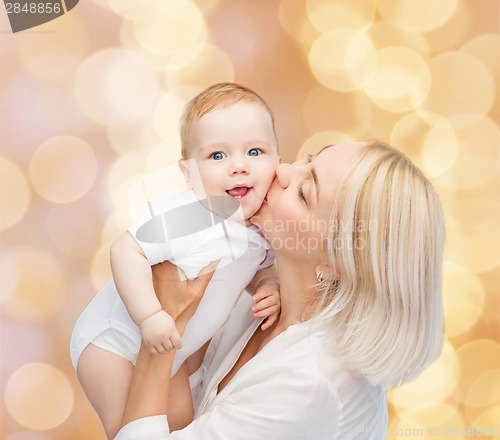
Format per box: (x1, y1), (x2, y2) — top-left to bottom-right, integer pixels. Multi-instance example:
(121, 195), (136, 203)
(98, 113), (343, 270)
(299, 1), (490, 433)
(179, 82), (277, 159)
(314, 141), (445, 388)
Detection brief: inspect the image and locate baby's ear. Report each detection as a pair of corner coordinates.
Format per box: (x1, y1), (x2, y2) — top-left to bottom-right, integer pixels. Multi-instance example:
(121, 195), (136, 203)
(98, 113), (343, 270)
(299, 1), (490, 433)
(178, 159), (190, 184)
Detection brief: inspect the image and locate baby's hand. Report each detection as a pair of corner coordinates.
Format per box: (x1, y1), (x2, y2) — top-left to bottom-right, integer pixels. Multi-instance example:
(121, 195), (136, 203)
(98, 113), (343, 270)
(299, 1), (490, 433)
(252, 283), (280, 331)
(139, 310), (182, 355)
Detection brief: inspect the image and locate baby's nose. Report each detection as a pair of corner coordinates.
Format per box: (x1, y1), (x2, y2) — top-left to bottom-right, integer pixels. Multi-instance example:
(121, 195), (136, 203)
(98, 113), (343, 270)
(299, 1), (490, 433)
(229, 155), (249, 174)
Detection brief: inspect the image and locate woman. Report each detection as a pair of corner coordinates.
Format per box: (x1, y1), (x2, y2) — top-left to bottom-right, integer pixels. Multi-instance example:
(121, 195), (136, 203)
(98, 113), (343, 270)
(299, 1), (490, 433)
(115, 140), (445, 439)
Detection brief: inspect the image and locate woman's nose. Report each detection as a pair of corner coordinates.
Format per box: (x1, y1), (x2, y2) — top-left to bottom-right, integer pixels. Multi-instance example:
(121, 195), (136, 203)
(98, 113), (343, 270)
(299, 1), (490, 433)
(276, 163), (292, 188)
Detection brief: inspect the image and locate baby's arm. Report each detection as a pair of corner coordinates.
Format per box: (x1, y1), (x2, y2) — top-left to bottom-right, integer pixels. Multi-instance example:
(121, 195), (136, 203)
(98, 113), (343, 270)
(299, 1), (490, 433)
(110, 232), (182, 354)
(246, 265), (280, 331)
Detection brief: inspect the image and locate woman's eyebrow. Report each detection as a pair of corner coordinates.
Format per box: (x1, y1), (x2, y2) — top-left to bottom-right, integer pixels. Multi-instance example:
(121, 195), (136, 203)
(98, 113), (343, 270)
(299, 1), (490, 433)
(310, 145), (333, 202)
(314, 144), (334, 158)
(304, 144), (332, 204)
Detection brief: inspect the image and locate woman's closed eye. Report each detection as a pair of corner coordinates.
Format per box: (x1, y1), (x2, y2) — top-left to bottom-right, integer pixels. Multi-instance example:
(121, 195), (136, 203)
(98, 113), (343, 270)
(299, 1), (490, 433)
(297, 154), (314, 206)
(297, 181), (307, 206)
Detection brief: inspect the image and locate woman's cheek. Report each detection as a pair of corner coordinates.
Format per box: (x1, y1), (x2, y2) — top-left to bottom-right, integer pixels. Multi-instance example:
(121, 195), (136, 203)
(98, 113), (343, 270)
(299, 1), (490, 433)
(273, 194), (303, 223)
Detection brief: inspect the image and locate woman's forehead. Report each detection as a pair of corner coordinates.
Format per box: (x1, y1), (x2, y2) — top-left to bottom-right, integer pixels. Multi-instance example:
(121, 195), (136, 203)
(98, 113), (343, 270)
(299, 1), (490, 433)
(312, 142), (367, 203)
(314, 142), (366, 170)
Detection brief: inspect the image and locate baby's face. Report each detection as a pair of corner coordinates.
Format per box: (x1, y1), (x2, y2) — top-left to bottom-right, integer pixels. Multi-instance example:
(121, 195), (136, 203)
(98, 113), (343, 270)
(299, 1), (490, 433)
(182, 101), (279, 224)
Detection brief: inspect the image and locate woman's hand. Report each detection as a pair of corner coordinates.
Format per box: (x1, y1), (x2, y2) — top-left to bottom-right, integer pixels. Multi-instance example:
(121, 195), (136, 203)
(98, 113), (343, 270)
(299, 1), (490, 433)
(151, 260), (219, 332)
(120, 260), (219, 430)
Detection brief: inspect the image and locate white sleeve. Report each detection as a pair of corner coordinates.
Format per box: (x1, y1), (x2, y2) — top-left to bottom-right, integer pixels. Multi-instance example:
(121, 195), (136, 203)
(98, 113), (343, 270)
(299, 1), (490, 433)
(257, 243), (275, 270)
(127, 200), (174, 265)
(117, 370), (340, 440)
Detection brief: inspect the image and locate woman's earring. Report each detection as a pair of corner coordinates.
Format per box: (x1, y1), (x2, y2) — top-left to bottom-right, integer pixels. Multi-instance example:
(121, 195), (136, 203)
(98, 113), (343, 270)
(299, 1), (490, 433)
(316, 271), (324, 282)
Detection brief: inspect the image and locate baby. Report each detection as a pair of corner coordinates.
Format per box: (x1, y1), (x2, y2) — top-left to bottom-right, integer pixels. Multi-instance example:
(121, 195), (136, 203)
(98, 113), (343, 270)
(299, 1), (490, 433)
(70, 83), (281, 439)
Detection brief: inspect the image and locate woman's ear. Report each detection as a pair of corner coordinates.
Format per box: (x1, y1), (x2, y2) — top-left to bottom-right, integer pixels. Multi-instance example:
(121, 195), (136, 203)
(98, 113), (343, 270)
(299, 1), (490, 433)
(178, 160), (190, 186)
(315, 262), (339, 282)
(315, 263), (330, 278)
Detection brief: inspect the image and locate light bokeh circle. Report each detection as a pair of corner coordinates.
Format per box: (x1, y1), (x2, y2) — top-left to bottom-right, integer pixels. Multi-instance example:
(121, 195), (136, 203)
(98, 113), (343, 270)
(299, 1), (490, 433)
(4, 363), (73, 430)
(309, 29), (377, 92)
(0, 156), (30, 231)
(108, 91), (160, 128)
(469, 406), (500, 434)
(396, 402), (464, 438)
(442, 262), (485, 337)
(364, 46), (430, 113)
(165, 44), (235, 89)
(119, 19), (172, 73)
(445, 198), (500, 274)
(17, 13), (90, 81)
(4, 247), (65, 321)
(377, 0), (459, 32)
(0, 321), (52, 385)
(461, 34), (500, 81)
(390, 111), (458, 177)
(303, 86), (372, 137)
(73, 48), (160, 125)
(107, 0), (172, 21)
(91, 245), (113, 292)
(420, 116), (460, 178)
(278, 0), (319, 47)
(433, 114), (499, 190)
(420, 52), (495, 118)
(100, 213), (124, 249)
(28, 136), (97, 204)
(306, 0), (376, 33)
(107, 151), (147, 210)
(0, 246), (17, 305)
(107, 91), (161, 155)
(145, 143), (183, 173)
(133, 1), (205, 56)
(464, 369), (500, 408)
(368, 21), (430, 57)
(46, 201), (102, 257)
(153, 88), (201, 144)
(455, 340), (500, 405)
(391, 339), (459, 408)
(423, 2), (469, 55)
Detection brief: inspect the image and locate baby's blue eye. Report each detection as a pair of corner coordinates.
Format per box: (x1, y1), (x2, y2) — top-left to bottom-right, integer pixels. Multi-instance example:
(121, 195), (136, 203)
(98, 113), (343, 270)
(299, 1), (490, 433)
(248, 148), (261, 157)
(211, 152), (226, 160)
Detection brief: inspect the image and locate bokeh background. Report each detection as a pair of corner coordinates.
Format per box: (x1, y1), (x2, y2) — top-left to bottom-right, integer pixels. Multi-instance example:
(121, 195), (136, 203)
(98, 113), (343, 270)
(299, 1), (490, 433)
(1, 0), (499, 439)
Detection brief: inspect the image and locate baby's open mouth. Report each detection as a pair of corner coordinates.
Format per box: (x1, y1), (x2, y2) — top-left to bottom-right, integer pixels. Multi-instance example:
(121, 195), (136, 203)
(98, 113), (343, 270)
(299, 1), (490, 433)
(226, 186), (251, 199)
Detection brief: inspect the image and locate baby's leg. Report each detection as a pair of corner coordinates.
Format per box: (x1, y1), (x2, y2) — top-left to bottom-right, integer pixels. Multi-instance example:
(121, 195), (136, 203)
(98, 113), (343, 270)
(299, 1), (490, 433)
(167, 362), (194, 431)
(77, 344), (134, 439)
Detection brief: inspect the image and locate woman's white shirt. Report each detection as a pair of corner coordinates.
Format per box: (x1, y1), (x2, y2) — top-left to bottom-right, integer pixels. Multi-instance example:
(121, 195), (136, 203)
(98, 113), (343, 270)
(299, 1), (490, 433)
(115, 294), (388, 440)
